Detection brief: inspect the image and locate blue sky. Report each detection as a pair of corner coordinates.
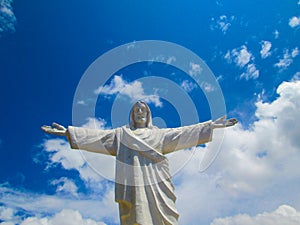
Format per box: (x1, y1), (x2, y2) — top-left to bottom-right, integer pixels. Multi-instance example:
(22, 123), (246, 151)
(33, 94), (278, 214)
(0, 0), (300, 224)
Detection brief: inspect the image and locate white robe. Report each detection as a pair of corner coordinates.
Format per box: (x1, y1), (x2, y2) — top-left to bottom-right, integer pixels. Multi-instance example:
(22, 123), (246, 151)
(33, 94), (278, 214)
(68, 121), (213, 225)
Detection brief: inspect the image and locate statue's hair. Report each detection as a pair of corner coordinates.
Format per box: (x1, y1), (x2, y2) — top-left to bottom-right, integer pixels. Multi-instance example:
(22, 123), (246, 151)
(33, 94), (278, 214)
(129, 101), (153, 129)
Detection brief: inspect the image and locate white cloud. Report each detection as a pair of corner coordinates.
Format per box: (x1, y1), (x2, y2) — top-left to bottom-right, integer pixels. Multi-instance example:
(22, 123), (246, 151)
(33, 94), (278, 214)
(42, 137), (116, 185)
(0, 207), (14, 221)
(94, 75), (162, 107)
(291, 47), (299, 58)
(51, 177), (79, 197)
(189, 62), (203, 76)
(240, 63), (259, 80)
(21, 209), (107, 225)
(274, 48), (298, 70)
(225, 45), (259, 80)
(211, 15), (235, 34)
(181, 80), (197, 92)
(0, 186), (117, 224)
(172, 80), (300, 224)
(260, 41), (272, 58)
(82, 117), (107, 130)
(211, 205), (300, 225)
(273, 30), (279, 39)
(289, 16), (300, 28)
(225, 45), (252, 67)
(0, 0), (16, 35)
(292, 72), (300, 81)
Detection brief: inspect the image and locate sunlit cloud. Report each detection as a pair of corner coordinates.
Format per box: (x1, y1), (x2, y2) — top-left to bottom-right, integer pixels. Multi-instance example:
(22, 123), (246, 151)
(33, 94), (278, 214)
(211, 205), (300, 225)
(94, 75), (162, 107)
(274, 48), (299, 70)
(240, 63), (259, 80)
(51, 177), (79, 197)
(225, 45), (252, 67)
(289, 16), (300, 28)
(225, 45), (259, 80)
(0, 186), (117, 224)
(171, 79), (300, 224)
(21, 209), (107, 225)
(260, 41), (272, 59)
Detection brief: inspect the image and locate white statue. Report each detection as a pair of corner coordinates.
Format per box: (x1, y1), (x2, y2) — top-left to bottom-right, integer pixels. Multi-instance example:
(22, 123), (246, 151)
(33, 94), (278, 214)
(41, 101), (237, 225)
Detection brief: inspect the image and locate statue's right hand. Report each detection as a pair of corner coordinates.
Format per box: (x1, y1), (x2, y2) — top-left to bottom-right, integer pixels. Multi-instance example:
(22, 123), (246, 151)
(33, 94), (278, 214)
(41, 122), (67, 136)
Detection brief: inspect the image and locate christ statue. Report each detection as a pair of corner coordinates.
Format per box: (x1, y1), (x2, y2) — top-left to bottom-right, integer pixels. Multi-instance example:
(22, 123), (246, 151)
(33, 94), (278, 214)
(41, 101), (237, 225)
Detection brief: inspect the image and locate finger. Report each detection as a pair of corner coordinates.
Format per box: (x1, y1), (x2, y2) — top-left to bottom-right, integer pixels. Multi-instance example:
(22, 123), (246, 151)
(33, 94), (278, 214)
(230, 118), (238, 124)
(41, 125), (51, 131)
(215, 115), (226, 123)
(226, 118), (238, 127)
(52, 122), (65, 130)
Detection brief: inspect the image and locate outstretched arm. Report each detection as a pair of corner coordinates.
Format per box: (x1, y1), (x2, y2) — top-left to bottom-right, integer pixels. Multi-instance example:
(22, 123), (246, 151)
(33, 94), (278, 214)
(41, 122), (117, 156)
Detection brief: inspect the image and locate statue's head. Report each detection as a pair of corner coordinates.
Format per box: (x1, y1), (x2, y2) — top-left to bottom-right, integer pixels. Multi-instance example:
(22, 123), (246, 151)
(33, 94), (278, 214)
(129, 101), (153, 129)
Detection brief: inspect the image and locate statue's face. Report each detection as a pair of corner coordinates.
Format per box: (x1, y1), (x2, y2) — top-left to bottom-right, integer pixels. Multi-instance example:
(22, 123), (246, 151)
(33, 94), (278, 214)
(132, 102), (148, 128)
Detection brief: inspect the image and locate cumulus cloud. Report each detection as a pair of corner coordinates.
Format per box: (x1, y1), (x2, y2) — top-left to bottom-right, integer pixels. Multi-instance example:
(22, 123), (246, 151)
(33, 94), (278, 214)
(260, 41), (272, 58)
(225, 45), (252, 67)
(51, 177), (79, 197)
(82, 117), (107, 130)
(225, 45), (259, 80)
(41, 137), (115, 185)
(21, 209), (107, 225)
(95, 75), (162, 107)
(0, 0), (16, 36)
(211, 205), (300, 225)
(0, 207), (14, 221)
(274, 48), (299, 70)
(240, 63), (260, 80)
(289, 16), (300, 28)
(0, 186), (117, 224)
(171, 79), (300, 224)
(210, 15), (235, 34)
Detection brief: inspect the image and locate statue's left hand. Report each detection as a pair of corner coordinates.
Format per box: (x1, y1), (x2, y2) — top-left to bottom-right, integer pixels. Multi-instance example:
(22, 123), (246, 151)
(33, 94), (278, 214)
(213, 116), (238, 129)
(41, 122), (68, 136)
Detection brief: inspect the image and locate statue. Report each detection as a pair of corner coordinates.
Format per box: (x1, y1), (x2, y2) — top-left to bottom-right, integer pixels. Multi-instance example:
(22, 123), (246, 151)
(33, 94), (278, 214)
(41, 101), (237, 225)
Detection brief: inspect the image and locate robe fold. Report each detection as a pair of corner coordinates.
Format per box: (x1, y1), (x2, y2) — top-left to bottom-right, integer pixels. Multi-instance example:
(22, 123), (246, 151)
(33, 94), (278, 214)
(68, 121), (213, 225)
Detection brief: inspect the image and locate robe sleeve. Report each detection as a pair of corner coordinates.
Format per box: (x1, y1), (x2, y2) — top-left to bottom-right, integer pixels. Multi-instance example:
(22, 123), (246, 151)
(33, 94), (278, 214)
(161, 120), (213, 154)
(67, 126), (117, 156)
